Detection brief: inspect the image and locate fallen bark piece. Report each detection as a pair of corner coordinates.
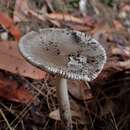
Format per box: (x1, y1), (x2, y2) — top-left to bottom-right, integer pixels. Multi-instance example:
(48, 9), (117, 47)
(0, 77), (33, 103)
(0, 41), (46, 79)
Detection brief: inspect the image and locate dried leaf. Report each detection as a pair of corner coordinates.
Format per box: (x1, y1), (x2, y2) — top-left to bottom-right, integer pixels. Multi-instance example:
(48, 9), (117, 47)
(13, 0), (94, 29)
(92, 30), (130, 83)
(0, 77), (33, 103)
(118, 60), (130, 69)
(49, 109), (86, 125)
(0, 41), (46, 79)
(47, 13), (84, 25)
(49, 109), (60, 121)
(122, 4), (130, 12)
(13, 0), (30, 22)
(68, 80), (93, 101)
(13, 0), (47, 23)
(113, 20), (124, 31)
(0, 11), (21, 40)
(28, 10), (46, 22)
(111, 46), (130, 59)
(46, 12), (95, 28)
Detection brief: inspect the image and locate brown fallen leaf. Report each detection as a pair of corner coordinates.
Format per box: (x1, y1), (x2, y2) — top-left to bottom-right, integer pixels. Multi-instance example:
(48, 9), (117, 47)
(0, 77), (33, 103)
(28, 10), (46, 22)
(0, 41), (46, 79)
(46, 13), (93, 26)
(13, 0), (30, 22)
(113, 20), (125, 31)
(13, 0), (94, 29)
(92, 29), (130, 83)
(118, 60), (130, 69)
(47, 13), (84, 24)
(0, 11), (21, 41)
(122, 4), (130, 12)
(28, 11), (94, 29)
(13, 0), (47, 23)
(111, 46), (130, 59)
(49, 109), (86, 125)
(68, 80), (93, 101)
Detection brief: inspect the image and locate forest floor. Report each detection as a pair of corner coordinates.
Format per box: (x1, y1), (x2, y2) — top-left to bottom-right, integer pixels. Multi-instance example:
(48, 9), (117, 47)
(0, 0), (130, 130)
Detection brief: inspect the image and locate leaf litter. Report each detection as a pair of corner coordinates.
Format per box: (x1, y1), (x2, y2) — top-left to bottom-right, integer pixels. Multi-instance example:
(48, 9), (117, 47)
(0, 0), (130, 130)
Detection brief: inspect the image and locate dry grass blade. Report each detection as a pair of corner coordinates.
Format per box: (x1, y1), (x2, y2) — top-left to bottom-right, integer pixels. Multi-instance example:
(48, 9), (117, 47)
(6, 75), (49, 129)
(0, 102), (15, 115)
(6, 91), (39, 129)
(0, 109), (13, 130)
(110, 110), (119, 130)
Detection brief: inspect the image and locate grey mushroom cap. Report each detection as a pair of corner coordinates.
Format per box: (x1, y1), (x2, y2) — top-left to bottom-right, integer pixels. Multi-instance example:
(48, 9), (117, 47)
(19, 28), (106, 81)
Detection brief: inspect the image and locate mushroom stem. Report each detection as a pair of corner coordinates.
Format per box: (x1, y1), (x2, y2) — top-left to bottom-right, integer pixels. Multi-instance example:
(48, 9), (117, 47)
(56, 77), (72, 130)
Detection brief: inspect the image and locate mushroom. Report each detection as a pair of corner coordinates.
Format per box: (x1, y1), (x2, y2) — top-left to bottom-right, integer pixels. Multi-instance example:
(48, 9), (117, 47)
(18, 28), (106, 130)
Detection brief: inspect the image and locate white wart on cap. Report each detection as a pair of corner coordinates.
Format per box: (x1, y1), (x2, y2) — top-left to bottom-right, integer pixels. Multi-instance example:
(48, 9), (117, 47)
(19, 28), (106, 81)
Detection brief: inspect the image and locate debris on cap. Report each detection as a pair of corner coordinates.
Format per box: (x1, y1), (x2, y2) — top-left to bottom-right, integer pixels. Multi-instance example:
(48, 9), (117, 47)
(19, 28), (106, 81)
